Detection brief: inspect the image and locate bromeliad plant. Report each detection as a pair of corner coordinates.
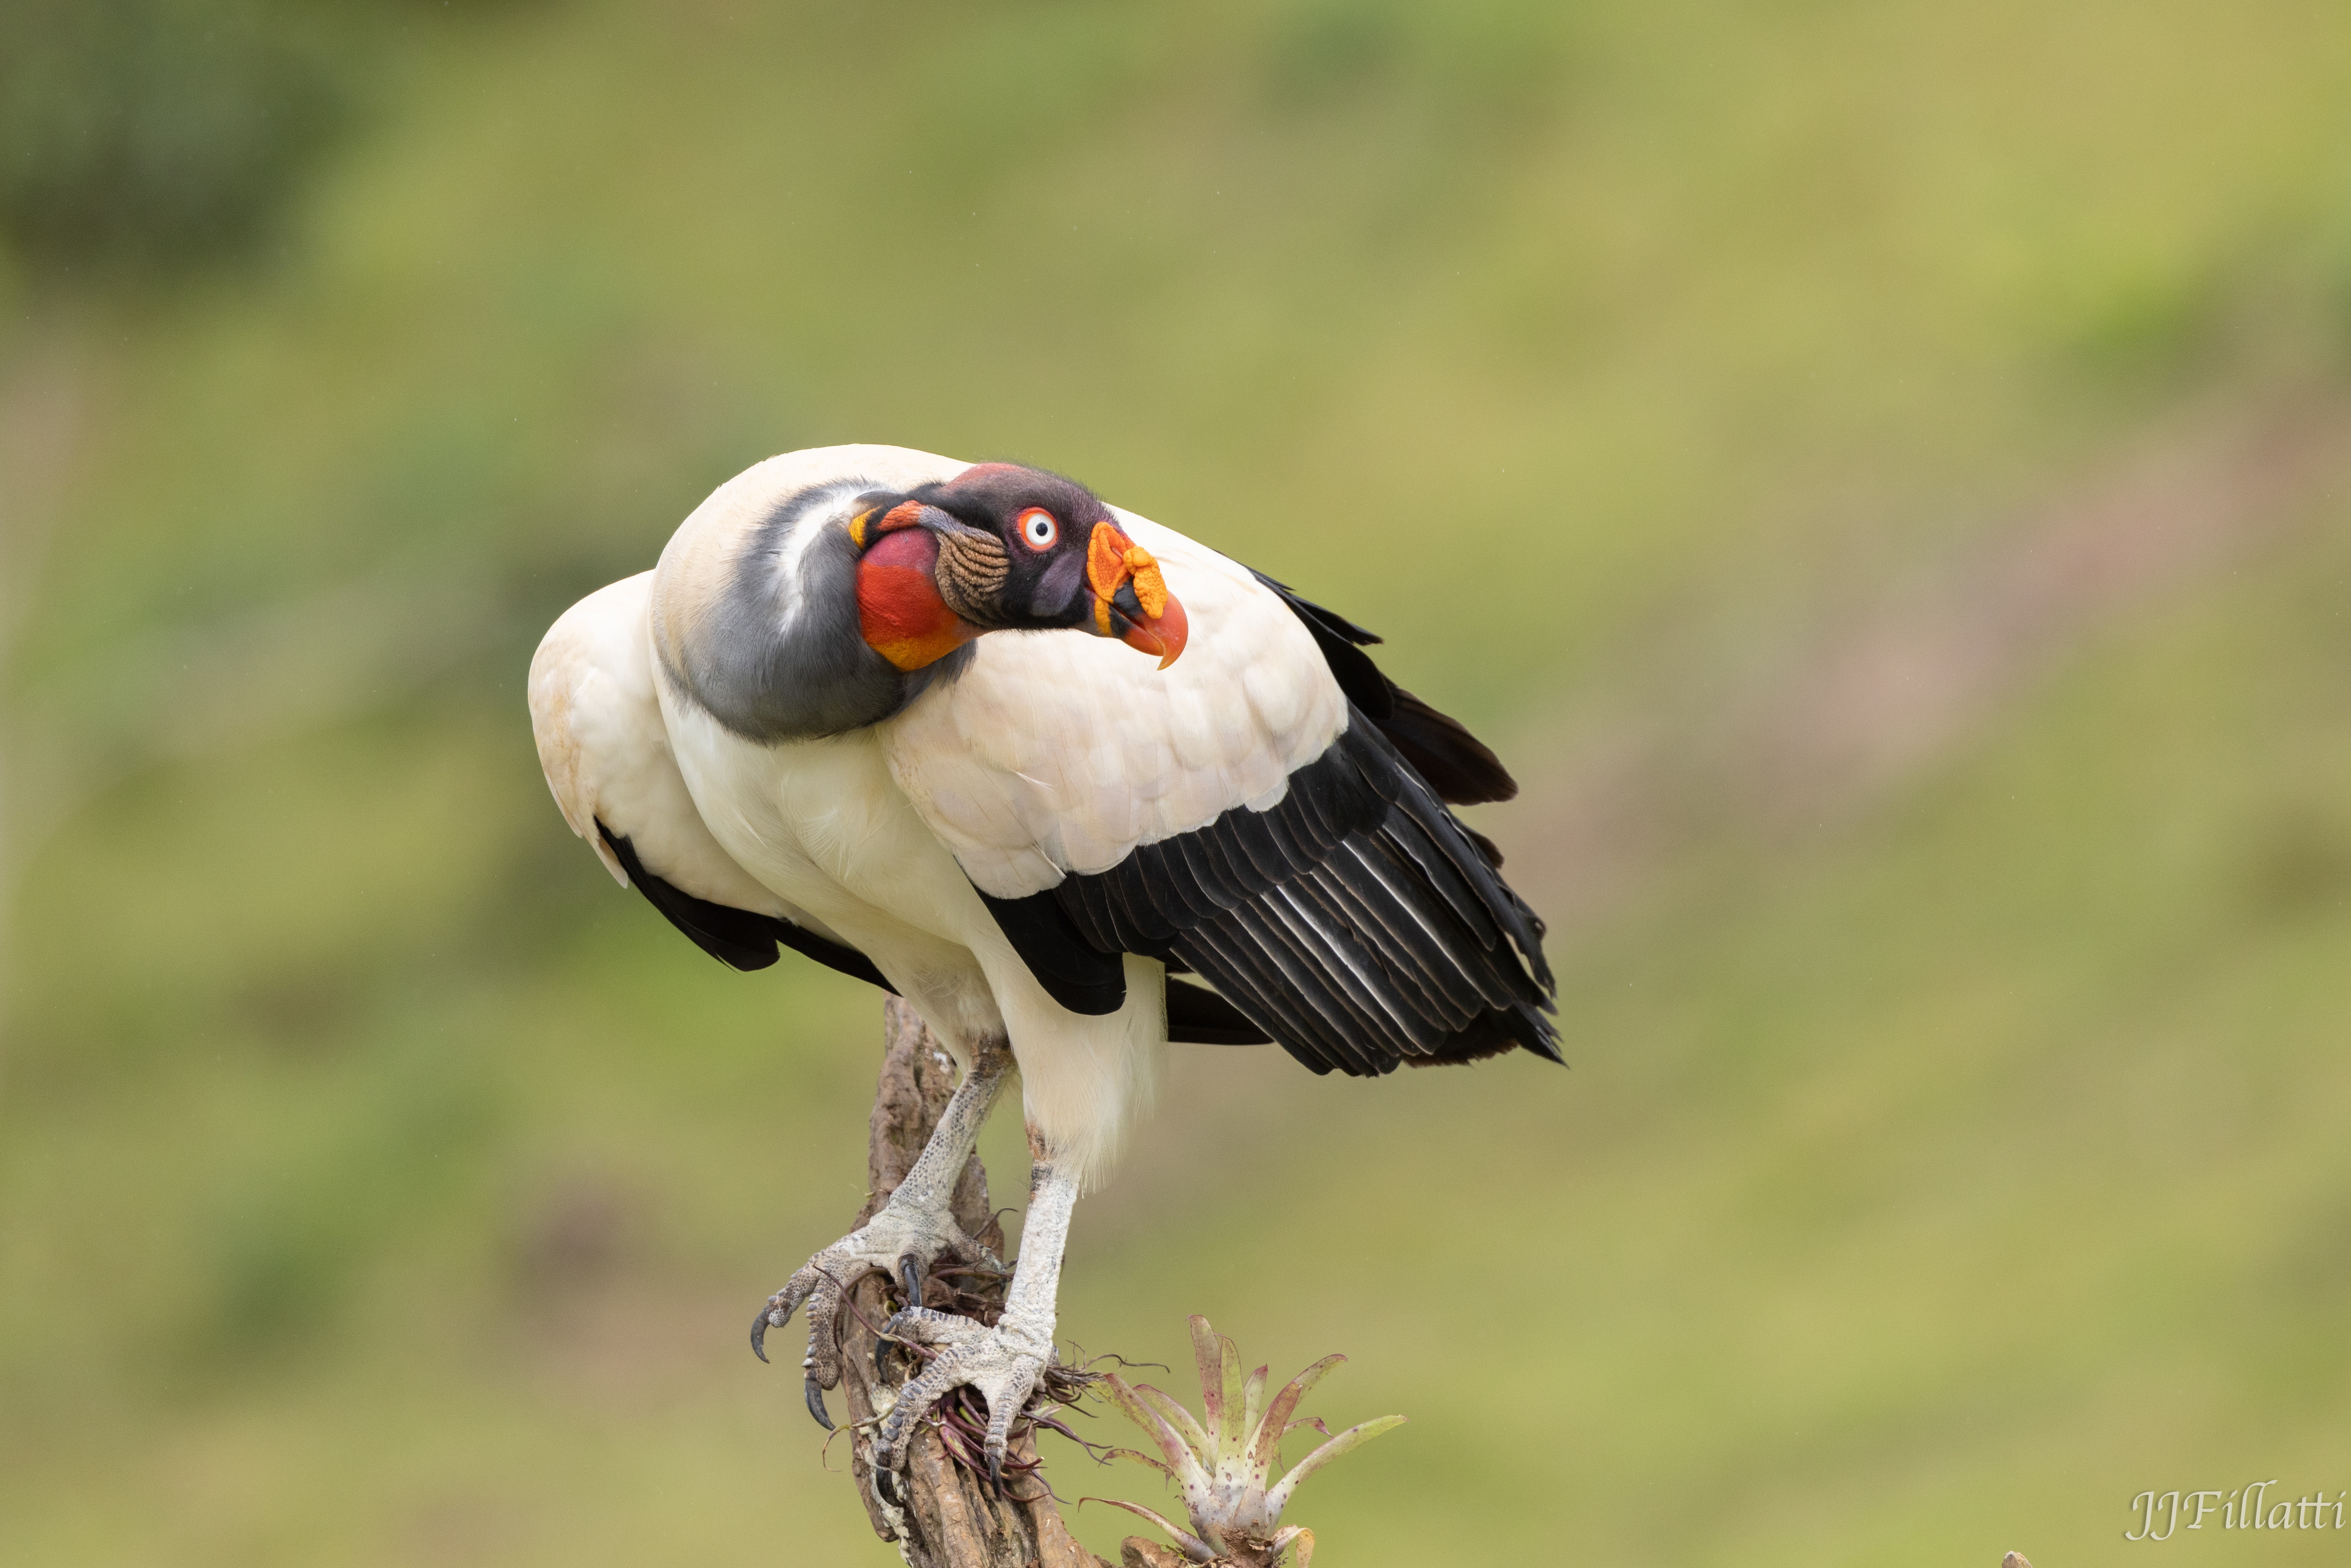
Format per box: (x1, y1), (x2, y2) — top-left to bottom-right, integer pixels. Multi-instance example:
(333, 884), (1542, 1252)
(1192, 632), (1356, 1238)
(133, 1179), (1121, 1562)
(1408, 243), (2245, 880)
(1093, 1316), (1404, 1567)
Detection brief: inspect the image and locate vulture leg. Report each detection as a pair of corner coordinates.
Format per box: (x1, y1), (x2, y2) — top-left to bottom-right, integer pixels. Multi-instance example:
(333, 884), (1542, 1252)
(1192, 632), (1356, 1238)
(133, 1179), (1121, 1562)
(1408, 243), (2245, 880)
(750, 1040), (1012, 1425)
(869, 1146), (1079, 1505)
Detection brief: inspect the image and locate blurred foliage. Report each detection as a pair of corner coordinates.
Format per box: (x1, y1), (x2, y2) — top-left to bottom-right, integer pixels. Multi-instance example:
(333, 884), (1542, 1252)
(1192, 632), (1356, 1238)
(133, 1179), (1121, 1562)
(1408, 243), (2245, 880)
(2, 1), (2349, 1565)
(0, 0), (524, 281)
(0, 0), (346, 278)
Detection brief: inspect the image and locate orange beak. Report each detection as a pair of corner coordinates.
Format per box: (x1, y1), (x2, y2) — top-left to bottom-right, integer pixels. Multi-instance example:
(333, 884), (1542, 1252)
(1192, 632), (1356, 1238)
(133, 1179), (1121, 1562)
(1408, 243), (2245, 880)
(1086, 522), (1188, 669)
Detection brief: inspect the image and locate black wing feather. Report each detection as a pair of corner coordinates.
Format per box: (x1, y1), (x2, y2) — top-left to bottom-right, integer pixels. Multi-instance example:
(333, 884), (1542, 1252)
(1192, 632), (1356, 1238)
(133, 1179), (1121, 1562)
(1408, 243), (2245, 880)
(1382, 687), (1518, 805)
(1165, 978), (1273, 1045)
(970, 881), (1275, 1045)
(1250, 572), (1393, 719)
(1251, 571), (1518, 804)
(993, 714), (1560, 1078)
(972, 886), (1128, 1016)
(598, 823), (897, 992)
(958, 575), (1550, 1071)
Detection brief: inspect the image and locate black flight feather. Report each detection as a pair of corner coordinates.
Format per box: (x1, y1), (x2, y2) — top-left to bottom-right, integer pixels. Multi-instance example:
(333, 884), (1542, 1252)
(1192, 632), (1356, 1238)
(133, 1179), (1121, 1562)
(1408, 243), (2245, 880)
(1381, 687), (1518, 805)
(972, 886), (1128, 1016)
(1165, 978), (1272, 1045)
(970, 884), (1275, 1044)
(1017, 715), (1559, 1078)
(1249, 570), (1519, 805)
(598, 823), (897, 992)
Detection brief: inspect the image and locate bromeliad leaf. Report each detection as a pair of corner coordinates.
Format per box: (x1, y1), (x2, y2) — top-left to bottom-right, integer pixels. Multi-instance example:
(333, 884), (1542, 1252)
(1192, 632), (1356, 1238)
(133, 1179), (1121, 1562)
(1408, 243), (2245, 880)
(1102, 1374), (1212, 1493)
(1262, 1415), (1410, 1518)
(1091, 1316), (1402, 1568)
(1094, 1497), (1216, 1562)
(1135, 1380), (1215, 1462)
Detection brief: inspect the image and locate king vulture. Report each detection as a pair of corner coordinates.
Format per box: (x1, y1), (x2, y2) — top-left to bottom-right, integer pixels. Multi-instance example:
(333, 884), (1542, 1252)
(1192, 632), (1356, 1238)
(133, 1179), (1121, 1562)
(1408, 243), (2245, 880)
(528, 445), (1556, 1497)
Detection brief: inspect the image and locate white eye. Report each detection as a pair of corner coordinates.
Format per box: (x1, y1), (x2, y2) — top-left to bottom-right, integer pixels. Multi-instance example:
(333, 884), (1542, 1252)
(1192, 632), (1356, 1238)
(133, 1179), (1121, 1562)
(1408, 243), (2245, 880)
(1018, 508), (1058, 551)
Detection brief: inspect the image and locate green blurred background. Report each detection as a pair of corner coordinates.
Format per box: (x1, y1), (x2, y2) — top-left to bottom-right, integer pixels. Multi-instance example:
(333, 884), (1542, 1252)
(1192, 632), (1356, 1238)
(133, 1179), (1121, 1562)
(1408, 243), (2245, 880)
(4, 2), (2349, 1563)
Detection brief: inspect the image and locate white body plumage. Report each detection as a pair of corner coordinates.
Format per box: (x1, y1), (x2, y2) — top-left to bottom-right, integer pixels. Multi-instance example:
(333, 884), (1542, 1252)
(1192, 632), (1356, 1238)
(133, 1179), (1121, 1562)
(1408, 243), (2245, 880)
(529, 445), (1344, 1186)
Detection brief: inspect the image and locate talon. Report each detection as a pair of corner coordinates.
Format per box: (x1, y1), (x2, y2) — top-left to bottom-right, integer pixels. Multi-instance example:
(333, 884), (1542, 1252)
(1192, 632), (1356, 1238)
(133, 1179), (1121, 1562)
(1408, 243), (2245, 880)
(751, 1304), (779, 1363)
(804, 1375), (833, 1430)
(986, 1442), (1005, 1494)
(899, 1255), (923, 1310)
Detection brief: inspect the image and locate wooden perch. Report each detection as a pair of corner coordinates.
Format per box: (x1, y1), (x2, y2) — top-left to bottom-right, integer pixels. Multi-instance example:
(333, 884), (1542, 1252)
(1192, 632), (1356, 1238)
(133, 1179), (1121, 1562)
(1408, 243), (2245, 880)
(831, 1001), (1334, 1568)
(833, 998), (1109, 1568)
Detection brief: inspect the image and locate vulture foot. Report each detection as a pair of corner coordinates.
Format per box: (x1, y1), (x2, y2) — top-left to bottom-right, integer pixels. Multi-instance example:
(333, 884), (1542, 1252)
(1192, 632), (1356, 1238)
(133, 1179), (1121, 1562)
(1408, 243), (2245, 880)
(750, 1199), (1003, 1428)
(869, 1305), (1056, 1505)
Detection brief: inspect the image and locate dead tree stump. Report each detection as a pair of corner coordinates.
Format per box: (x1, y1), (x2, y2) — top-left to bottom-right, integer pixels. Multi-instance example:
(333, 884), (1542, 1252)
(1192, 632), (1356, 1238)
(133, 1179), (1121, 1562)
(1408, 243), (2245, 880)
(832, 998), (1109, 1568)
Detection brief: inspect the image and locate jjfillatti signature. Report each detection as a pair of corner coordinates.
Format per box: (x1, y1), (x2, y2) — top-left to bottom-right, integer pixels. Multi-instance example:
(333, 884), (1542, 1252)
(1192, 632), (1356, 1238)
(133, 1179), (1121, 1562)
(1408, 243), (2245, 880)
(2127, 1483), (2346, 1539)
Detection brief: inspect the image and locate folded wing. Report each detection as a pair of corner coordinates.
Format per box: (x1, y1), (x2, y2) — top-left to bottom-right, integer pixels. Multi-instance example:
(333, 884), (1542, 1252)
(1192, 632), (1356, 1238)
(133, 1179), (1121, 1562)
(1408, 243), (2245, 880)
(530, 568), (1291, 1042)
(528, 572), (891, 988)
(883, 515), (1559, 1077)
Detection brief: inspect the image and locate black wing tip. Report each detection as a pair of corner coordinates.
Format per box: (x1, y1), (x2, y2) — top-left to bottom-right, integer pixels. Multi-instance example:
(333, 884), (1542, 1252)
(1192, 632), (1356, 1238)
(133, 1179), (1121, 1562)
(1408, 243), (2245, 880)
(1394, 1003), (1563, 1070)
(1521, 1015), (1568, 1067)
(1166, 977), (1273, 1046)
(597, 821), (896, 990)
(1382, 688), (1520, 806)
(765, 915), (899, 994)
(1253, 572), (1518, 807)
(1462, 825), (1507, 870)
(1049, 721), (1562, 1081)
(1249, 570), (1383, 645)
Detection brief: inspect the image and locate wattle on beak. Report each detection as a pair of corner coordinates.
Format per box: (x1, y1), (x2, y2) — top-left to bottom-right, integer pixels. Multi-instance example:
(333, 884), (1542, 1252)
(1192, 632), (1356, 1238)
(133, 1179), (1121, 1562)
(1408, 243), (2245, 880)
(1086, 522), (1188, 669)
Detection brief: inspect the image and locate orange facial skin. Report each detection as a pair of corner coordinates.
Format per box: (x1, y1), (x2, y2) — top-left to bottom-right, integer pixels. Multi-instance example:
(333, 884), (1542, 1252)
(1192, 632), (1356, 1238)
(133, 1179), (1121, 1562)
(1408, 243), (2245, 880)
(856, 527), (981, 671)
(850, 493), (1188, 671)
(846, 500), (927, 552)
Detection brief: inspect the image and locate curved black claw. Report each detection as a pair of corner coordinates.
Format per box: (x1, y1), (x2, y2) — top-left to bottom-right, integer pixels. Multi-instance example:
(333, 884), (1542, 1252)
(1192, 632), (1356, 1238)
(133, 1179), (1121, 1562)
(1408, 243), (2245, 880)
(874, 1302), (934, 1377)
(899, 1255), (923, 1310)
(804, 1375), (834, 1430)
(751, 1302), (779, 1363)
(869, 1313), (1049, 1512)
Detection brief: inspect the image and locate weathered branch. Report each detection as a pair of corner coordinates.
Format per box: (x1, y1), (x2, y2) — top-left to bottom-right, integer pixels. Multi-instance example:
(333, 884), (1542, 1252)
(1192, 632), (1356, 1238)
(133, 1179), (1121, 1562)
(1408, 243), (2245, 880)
(836, 998), (1108, 1568)
(835, 1001), (1337, 1567)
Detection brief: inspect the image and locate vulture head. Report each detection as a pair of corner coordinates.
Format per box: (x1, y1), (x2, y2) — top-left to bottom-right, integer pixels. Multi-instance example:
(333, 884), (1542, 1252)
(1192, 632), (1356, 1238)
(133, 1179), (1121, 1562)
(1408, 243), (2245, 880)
(847, 463), (1190, 672)
(651, 454), (1192, 745)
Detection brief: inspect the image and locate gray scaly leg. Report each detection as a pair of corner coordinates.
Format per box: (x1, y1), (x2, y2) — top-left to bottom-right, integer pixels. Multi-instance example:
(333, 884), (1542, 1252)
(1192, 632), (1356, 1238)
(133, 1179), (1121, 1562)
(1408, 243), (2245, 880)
(751, 1038), (1012, 1427)
(869, 1142), (1079, 1506)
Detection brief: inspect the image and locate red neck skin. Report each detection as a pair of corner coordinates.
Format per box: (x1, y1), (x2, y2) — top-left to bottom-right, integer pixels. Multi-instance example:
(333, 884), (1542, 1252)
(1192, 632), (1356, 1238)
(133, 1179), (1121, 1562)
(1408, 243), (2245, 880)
(856, 528), (980, 671)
